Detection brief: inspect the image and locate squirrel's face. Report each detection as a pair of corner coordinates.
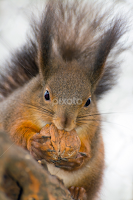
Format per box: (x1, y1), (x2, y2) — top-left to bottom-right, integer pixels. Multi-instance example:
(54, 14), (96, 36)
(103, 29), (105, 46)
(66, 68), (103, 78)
(41, 66), (97, 132)
(36, 2), (123, 132)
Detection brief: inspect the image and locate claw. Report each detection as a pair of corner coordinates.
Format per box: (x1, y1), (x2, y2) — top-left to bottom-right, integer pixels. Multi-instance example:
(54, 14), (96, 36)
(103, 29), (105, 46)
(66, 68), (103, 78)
(50, 159), (57, 164)
(79, 152), (87, 157)
(61, 158), (68, 161)
(42, 135), (51, 139)
(55, 165), (61, 168)
(50, 159), (55, 163)
(55, 160), (61, 163)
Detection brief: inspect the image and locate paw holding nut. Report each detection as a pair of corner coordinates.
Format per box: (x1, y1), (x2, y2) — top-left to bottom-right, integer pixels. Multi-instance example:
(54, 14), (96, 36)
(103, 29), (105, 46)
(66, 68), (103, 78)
(28, 123), (87, 170)
(40, 123), (81, 160)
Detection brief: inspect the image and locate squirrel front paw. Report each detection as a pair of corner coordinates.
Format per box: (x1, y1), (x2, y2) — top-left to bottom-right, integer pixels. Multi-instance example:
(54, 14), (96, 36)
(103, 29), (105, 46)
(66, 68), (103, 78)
(69, 186), (87, 200)
(26, 123), (88, 168)
(27, 133), (57, 161)
(51, 152), (86, 171)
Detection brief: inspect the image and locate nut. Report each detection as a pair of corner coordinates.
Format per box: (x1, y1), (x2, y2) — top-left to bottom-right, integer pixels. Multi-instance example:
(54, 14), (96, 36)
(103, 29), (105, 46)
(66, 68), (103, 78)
(40, 124), (81, 159)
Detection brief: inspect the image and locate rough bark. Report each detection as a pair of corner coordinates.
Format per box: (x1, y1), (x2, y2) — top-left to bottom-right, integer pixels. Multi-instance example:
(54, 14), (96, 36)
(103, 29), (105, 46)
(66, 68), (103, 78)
(0, 131), (72, 200)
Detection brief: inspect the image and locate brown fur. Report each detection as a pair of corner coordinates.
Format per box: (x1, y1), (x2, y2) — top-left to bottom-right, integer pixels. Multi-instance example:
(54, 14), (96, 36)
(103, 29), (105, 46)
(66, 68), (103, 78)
(0, 0), (126, 199)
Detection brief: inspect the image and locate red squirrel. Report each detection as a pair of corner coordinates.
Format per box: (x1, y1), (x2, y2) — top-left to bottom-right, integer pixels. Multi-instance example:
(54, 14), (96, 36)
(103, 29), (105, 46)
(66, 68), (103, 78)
(0, 0), (126, 199)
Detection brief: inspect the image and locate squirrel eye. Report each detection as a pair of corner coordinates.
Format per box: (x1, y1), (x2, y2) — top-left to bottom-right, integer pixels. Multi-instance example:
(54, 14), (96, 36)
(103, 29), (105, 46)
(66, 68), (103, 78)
(84, 98), (91, 107)
(44, 90), (50, 101)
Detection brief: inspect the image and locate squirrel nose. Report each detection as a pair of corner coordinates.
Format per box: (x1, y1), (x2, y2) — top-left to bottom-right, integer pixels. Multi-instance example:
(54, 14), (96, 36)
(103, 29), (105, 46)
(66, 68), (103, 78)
(60, 116), (76, 131)
(60, 116), (68, 128)
(54, 115), (75, 131)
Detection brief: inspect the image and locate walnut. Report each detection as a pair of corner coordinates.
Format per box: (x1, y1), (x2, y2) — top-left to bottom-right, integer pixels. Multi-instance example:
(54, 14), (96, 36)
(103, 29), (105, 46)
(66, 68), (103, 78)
(40, 124), (81, 160)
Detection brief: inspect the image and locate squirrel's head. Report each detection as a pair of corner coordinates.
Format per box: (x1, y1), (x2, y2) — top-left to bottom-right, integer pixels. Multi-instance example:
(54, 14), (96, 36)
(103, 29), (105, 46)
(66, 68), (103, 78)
(36, 0), (124, 132)
(40, 59), (93, 131)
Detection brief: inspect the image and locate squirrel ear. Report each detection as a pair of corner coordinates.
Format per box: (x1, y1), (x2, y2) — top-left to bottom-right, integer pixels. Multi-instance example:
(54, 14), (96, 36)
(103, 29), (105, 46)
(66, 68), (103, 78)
(38, 1), (55, 82)
(90, 20), (123, 91)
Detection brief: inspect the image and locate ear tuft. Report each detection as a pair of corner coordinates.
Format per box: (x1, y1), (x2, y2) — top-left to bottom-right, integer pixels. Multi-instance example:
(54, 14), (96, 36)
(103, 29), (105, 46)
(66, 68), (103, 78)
(90, 19), (125, 90)
(38, 0), (55, 81)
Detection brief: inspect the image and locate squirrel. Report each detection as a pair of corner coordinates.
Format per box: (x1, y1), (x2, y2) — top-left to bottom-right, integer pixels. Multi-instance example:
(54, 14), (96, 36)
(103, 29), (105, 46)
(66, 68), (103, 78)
(0, 0), (126, 199)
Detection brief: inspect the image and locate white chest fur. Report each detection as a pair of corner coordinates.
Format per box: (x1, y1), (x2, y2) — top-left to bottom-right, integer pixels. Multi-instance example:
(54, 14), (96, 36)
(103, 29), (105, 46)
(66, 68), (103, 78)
(47, 162), (89, 188)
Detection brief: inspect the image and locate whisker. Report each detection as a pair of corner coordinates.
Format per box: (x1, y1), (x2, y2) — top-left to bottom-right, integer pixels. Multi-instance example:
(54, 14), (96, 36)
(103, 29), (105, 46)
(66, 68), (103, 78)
(16, 100), (54, 116)
(76, 122), (100, 128)
(25, 103), (54, 115)
(3, 92), (54, 116)
(78, 111), (133, 118)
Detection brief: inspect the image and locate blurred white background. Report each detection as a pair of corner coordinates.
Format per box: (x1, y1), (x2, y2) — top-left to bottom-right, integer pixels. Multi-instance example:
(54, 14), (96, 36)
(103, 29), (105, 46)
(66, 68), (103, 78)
(0, 0), (133, 200)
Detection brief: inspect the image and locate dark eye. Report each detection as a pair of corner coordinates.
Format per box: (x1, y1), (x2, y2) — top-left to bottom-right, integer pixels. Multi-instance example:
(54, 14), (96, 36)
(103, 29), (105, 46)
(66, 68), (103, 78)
(44, 90), (50, 101)
(84, 98), (91, 107)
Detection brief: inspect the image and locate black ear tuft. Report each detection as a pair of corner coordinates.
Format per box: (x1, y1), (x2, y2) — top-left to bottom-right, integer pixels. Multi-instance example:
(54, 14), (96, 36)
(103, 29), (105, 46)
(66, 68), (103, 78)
(38, 0), (55, 81)
(90, 20), (124, 89)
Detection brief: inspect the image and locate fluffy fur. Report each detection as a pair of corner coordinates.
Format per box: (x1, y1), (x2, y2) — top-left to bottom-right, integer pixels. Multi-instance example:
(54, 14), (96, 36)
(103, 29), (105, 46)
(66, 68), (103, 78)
(0, 0), (125, 101)
(0, 1), (127, 199)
